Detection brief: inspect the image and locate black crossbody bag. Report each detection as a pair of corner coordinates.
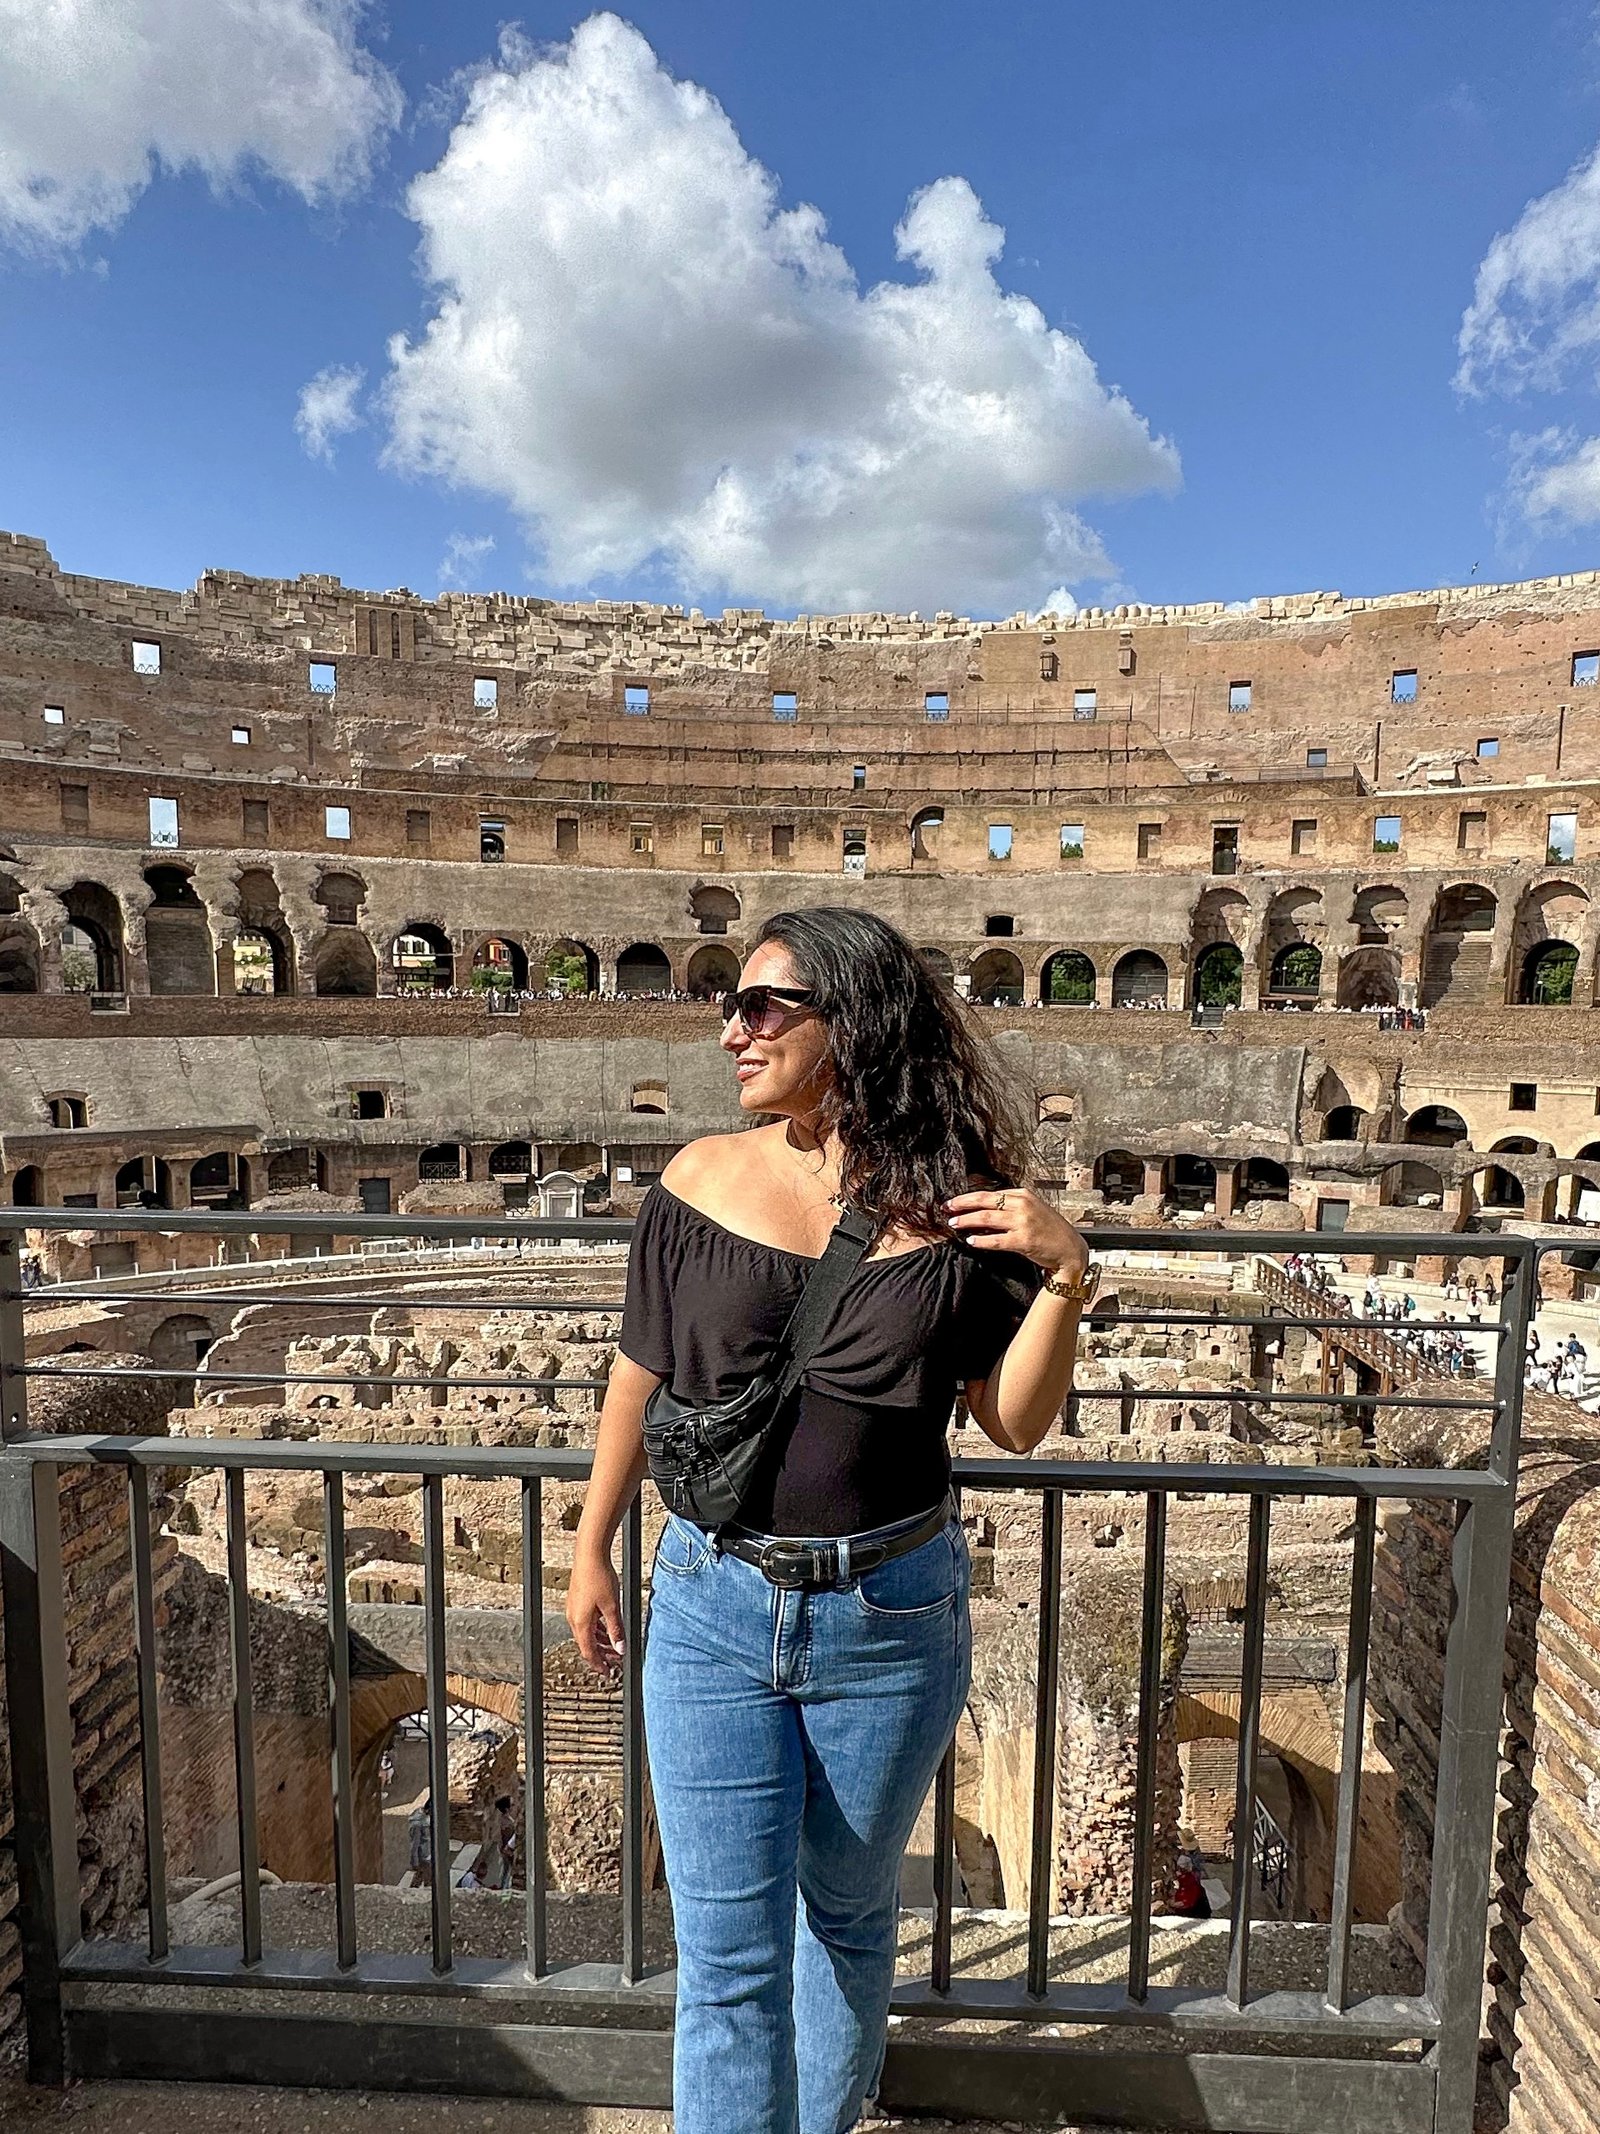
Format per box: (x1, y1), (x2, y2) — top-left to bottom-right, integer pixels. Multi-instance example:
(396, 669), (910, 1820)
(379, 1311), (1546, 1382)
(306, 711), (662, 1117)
(640, 1204), (876, 1529)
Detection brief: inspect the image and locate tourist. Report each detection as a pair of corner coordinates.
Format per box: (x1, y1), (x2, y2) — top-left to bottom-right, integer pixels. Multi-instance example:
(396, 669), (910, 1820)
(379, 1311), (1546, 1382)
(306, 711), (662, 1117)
(1164, 1859), (1213, 1919)
(473, 1794), (516, 1890)
(407, 1797), (434, 1888)
(565, 906), (1095, 2134)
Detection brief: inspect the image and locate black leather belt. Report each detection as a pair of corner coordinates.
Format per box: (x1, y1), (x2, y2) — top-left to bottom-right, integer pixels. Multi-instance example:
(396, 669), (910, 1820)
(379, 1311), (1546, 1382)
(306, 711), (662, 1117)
(716, 1491), (955, 1590)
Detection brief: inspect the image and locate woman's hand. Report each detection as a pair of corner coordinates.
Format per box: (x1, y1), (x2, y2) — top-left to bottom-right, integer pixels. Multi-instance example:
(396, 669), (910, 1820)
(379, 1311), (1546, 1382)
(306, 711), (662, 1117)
(941, 1184), (1089, 1280)
(566, 1541), (626, 1678)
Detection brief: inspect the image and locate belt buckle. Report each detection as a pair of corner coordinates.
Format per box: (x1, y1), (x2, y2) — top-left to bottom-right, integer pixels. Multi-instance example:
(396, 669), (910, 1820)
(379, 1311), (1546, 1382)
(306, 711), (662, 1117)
(759, 1539), (819, 1588)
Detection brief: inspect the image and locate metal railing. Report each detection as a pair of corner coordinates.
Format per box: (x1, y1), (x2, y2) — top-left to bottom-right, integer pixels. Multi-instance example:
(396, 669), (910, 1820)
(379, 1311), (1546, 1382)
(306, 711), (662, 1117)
(0, 1208), (1542, 2132)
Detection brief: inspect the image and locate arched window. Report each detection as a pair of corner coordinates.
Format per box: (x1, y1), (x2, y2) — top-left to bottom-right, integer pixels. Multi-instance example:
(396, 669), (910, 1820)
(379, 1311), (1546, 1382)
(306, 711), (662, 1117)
(969, 948), (1024, 1005)
(1322, 1105), (1366, 1141)
(1041, 951), (1096, 1004)
(689, 885), (741, 935)
(392, 923), (453, 992)
(630, 1082), (668, 1115)
(1267, 943), (1322, 997)
(1404, 1105), (1469, 1147)
(1519, 940), (1578, 1005)
(616, 942), (673, 995)
(1111, 950), (1168, 1007)
(1191, 943), (1242, 1008)
(418, 1143), (468, 1183)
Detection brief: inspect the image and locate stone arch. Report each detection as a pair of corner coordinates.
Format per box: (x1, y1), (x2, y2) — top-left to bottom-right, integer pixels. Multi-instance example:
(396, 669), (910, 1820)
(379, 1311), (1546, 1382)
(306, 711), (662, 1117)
(969, 948), (1024, 1005)
(1040, 950), (1096, 1004)
(234, 929), (292, 995)
(1169, 1154), (1217, 1210)
(544, 939), (599, 994)
(1420, 883), (1498, 1008)
(265, 1149), (318, 1192)
(1404, 1104), (1469, 1147)
(471, 936), (529, 990)
(630, 1081), (668, 1115)
(418, 1143), (468, 1183)
(918, 946), (955, 984)
(115, 1155), (175, 1208)
(61, 881), (124, 992)
(1172, 1689), (1386, 1922)
(1094, 1150), (1144, 1203)
(1111, 950), (1168, 1007)
(1466, 1161), (1524, 1213)
(1238, 1158), (1291, 1205)
(1266, 942), (1322, 1003)
(189, 1151), (249, 1210)
(143, 864), (215, 996)
(1381, 1160), (1447, 1209)
(1260, 889), (1324, 1001)
(1191, 942), (1243, 1009)
(1350, 884), (1408, 941)
(147, 1313), (218, 1393)
(11, 1165), (44, 1207)
(313, 929), (377, 997)
(313, 870), (367, 926)
(1518, 940), (1579, 1006)
(689, 884), (741, 935)
(391, 922), (454, 992)
(1322, 1105), (1366, 1141)
(488, 1141), (533, 1180)
(685, 944), (739, 997)
(616, 941), (672, 995)
(1337, 945), (1399, 1010)
(909, 808), (944, 863)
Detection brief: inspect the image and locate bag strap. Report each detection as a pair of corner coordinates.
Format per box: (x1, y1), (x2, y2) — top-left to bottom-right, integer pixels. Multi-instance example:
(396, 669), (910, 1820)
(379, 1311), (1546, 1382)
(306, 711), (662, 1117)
(769, 1204), (877, 1407)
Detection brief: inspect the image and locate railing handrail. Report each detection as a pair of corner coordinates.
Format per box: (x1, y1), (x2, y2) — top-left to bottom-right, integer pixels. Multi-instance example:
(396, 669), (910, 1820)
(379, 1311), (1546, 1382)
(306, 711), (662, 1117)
(0, 1208), (1544, 2129)
(0, 1205), (1556, 1257)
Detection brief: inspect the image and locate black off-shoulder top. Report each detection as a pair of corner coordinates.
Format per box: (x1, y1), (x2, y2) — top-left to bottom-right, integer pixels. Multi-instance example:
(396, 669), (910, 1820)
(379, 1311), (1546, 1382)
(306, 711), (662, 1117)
(619, 1181), (1041, 1537)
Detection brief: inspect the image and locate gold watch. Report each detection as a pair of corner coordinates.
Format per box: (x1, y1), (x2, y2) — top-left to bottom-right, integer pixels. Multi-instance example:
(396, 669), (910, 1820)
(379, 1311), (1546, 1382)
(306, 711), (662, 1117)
(1040, 1260), (1101, 1307)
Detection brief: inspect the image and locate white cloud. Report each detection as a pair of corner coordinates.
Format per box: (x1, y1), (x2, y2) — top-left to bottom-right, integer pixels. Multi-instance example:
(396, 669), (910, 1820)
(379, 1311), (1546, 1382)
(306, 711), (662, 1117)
(1506, 426), (1600, 530)
(1035, 587), (1079, 619)
(295, 362), (365, 461)
(438, 531), (496, 588)
(0, 0), (402, 254)
(1456, 144), (1600, 396)
(381, 14), (1178, 616)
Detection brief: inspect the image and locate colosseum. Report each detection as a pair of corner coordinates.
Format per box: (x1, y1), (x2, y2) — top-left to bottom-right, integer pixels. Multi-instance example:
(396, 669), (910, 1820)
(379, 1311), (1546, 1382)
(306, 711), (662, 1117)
(3, 524), (1600, 2133)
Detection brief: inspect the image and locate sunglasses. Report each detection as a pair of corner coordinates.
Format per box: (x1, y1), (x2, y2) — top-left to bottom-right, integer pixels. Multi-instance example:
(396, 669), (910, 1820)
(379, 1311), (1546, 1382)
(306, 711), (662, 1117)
(717, 984), (818, 1037)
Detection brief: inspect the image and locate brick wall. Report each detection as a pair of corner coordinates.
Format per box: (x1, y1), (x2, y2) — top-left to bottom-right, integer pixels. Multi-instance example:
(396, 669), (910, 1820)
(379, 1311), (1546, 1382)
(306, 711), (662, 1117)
(0, 1358), (175, 2041)
(1370, 1393), (1600, 2129)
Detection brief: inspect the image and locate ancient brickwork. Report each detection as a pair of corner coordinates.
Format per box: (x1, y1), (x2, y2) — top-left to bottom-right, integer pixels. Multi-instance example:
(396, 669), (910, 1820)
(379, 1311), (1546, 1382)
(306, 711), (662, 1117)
(0, 1360), (175, 2039)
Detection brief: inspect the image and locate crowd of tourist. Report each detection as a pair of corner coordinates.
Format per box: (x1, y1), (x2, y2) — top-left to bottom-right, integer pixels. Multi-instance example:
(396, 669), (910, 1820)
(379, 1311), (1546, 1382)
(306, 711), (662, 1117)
(1277, 1251), (1597, 1393)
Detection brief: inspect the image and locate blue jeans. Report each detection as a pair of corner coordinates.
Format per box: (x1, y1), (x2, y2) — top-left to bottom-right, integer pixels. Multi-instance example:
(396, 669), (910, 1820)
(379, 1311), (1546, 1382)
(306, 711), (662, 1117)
(642, 1508), (972, 2134)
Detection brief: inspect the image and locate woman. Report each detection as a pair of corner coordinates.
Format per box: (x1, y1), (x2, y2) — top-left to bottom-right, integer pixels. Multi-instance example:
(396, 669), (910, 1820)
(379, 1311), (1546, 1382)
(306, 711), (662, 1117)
(567, 907), (1092, 2134)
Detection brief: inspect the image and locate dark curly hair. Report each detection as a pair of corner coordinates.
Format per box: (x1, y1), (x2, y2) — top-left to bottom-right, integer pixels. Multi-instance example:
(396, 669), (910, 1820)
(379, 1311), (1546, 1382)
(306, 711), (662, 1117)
(752, 906), (1036, 1241)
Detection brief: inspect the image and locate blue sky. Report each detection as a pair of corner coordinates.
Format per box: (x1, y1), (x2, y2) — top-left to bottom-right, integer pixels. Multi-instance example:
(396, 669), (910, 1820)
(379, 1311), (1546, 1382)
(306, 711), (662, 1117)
(5, 0), (1600, 617)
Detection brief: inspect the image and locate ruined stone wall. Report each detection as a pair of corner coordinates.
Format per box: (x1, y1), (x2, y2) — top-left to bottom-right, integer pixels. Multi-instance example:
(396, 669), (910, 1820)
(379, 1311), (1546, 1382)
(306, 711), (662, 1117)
(0, 1360), (175, 2040)
(1370, 1394), (1600, 2130)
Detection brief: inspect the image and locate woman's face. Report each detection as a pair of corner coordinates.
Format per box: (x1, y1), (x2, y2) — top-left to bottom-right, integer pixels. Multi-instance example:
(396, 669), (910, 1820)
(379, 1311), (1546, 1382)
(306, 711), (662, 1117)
(720, 940), (833, 1119)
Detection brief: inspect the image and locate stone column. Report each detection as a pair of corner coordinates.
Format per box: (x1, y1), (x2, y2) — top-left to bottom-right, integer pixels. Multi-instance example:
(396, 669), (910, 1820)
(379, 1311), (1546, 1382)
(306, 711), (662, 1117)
(120, 905), (150, 998)
(1213, 1162), (1239, 1217)
(1142, 1157), (1167, 1199)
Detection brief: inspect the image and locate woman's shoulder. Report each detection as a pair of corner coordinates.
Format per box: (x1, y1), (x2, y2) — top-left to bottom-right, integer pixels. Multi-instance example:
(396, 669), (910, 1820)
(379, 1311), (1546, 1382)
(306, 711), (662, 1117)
(659, 1128), (779, 1203)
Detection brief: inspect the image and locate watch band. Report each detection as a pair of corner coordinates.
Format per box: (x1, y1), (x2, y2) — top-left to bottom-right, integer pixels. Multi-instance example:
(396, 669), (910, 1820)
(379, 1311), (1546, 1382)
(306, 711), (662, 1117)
(1040, 1259), (1102, 1307)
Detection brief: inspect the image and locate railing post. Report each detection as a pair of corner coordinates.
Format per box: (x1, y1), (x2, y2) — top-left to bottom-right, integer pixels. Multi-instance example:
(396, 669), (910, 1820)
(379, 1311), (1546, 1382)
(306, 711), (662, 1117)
(1424, 1243), (1535, 2133)
(0, 1455), (81, 2083)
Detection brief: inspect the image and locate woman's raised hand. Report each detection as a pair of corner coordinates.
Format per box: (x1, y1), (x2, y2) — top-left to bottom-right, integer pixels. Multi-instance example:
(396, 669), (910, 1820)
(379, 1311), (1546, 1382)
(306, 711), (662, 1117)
(940, 1184), (1089, 1280)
